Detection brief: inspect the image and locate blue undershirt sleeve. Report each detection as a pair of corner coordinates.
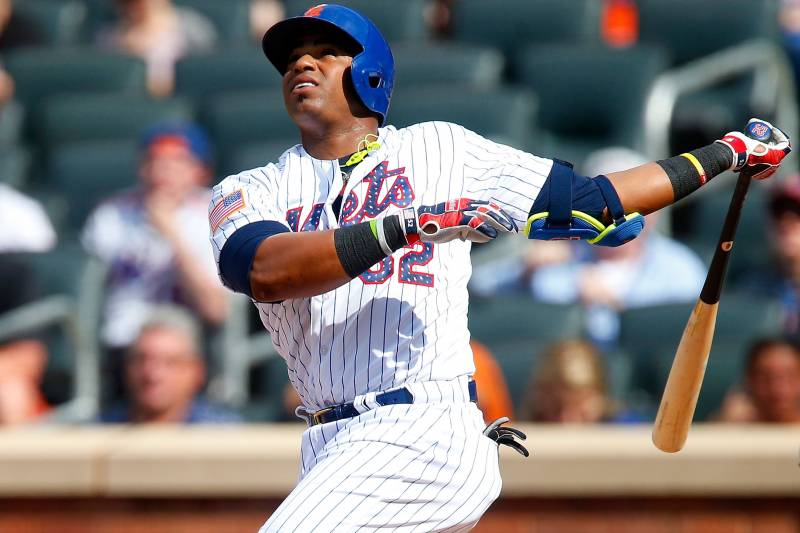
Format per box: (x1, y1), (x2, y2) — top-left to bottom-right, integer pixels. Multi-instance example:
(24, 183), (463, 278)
(218, 220), (291, 297)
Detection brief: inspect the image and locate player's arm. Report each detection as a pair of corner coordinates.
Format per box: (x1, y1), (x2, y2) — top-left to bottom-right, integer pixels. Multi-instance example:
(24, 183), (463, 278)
(217, 202), (516, 302)
(527, 119), (791, 246)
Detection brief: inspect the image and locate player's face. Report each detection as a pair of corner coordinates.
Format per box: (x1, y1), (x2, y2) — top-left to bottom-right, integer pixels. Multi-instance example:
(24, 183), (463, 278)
(126, 327), (204, 419)
(747, 345), (800, 422)
(282, 34), (366, 128)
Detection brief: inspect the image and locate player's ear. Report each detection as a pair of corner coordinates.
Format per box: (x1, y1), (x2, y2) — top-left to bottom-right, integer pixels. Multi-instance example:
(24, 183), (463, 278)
(342, 66), (378, 122)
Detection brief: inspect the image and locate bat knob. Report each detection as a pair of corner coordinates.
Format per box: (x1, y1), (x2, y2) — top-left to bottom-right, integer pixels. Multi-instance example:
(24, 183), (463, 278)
(745, 119), (773, 142)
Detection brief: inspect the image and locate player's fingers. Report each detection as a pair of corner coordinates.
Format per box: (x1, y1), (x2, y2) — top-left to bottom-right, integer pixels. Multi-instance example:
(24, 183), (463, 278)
(771, 126), (792, 152)
(472, 221), (498, 241)
(497, 426), (527, 440)
(497, 437), (530, 457)
(470, 206), (517, 233)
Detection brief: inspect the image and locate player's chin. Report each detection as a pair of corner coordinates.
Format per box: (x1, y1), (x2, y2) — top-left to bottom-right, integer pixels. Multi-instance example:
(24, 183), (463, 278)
(287, 99), (326, 125)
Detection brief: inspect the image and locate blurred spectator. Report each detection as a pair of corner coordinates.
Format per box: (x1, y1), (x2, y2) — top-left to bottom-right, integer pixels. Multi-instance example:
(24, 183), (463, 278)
(470, 339), (514, 424)
(0, 65), (12, 105)
(717, 337), (800, 424)
(0, 184), (57, 252)
(96, 0), (217, 97)
(0, 257), (52, 425)
(781, 0), (800, 86)
(99, 306), (241, 424)
(81, 123), (228, 356)
(0, 188), (56, 425)
(250, 0), (285, 42)
(741, 176), (800, 338)
(518, 339), (641, 423)
(474, 148), (705, 345)
(425, 0), (457, 39)
(0, 0), (45, 50)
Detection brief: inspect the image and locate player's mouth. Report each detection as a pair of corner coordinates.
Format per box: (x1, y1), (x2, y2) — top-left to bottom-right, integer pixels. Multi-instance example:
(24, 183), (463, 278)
(291, 77), (319, 94)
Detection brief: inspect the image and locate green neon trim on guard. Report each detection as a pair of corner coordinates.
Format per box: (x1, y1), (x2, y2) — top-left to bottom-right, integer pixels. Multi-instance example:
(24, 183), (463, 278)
(369, 219), (379, 239)
(523, 210), (605, 237)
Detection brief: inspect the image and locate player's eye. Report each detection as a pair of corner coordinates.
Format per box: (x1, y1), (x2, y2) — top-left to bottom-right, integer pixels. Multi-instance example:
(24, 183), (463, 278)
(322, 48), (338, 57)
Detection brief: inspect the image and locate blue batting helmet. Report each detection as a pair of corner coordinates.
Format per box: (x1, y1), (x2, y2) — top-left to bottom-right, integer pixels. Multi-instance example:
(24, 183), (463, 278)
(262, 3), (394, 126)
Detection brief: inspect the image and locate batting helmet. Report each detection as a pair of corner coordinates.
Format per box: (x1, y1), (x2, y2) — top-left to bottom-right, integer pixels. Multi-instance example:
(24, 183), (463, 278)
(262, 4), (394, 126)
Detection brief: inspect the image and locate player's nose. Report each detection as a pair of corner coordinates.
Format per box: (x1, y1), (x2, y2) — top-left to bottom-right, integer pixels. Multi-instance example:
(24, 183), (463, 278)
(292, 53), (318, 73)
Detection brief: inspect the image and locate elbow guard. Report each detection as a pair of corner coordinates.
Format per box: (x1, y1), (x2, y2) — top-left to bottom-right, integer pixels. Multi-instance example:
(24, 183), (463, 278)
(524, 161), (645, 247)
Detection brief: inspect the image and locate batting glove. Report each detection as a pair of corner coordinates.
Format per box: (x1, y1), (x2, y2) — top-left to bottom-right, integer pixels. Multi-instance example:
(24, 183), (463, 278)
(483, 417), (529, 457)
(716, 118), (792, 180)
(399, 199), (517, 245)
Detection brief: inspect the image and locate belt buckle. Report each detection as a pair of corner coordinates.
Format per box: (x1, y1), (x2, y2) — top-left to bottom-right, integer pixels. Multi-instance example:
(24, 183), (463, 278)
(311, 406), (334, 426)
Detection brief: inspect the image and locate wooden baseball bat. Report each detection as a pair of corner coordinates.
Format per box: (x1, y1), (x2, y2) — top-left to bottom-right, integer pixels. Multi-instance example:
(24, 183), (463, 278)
(651, 171), (753, 453)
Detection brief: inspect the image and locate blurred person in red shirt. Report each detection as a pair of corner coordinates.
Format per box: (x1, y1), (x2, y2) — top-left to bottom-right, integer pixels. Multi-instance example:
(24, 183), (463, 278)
(99, 306), (240, 424)
(0, 258), (52, 425)
(717, 338), (800, 424)
(470, 339), (514, 424)
(96, 0), (217, 96)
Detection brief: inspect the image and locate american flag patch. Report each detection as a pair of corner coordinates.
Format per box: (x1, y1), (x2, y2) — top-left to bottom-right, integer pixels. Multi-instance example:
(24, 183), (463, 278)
(210, 189), (246, 231)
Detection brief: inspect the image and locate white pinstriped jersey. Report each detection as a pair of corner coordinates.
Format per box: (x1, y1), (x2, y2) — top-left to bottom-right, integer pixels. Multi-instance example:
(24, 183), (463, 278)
(210, 121), (552, 411)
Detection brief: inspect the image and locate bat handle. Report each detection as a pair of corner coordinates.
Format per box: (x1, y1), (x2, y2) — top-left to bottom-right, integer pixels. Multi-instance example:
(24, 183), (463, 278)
(699, 171), (753, 305)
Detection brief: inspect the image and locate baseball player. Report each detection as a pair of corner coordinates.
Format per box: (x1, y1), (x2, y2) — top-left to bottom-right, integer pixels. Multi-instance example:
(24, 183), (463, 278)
(209, 5), (791, 532)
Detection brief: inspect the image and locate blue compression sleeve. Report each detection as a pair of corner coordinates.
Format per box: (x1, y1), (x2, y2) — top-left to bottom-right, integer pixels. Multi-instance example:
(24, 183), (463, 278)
(218, 220), (291, 296)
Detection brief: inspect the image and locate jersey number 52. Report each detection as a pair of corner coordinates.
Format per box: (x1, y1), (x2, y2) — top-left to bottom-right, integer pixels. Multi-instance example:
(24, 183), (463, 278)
(360, 242), (434, 287)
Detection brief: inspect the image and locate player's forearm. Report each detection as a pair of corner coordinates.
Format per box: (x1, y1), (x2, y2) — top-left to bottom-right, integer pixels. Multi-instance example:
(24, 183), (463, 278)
(608, 141), (736, 216)
(250, 230), (352, 301)
(605, 162), (674, 216)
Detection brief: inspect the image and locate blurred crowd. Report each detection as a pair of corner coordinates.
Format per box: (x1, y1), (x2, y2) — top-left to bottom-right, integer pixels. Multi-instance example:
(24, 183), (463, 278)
(1, 0), (800, 428)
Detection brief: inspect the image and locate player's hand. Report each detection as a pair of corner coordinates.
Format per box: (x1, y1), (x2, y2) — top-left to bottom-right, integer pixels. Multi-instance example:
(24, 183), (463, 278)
(404, 199), (517, 244)
(716, 118), (792, 180)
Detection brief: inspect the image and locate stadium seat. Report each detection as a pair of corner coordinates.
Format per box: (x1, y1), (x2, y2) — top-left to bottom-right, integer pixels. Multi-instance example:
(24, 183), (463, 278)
(284, 0), (428, 42)
(393, 43), (505, 90)
(0, 146), (31, 189)
(5, 245), (104, 412)
(242, 355), (292, 422)
(638, 0), (780, 149)
(451, 0), (602, 71)
(203, 90), (296, 156)
(174, 49), (282, 103)
(633, 340), (748, 422)
(223, 139), (299, 178)
(515, 44), (668, 167)
(174, 0), (251, 44)
(621, 294), (782, 419)
(638, 0), (780, 66)
(44, 140), (140, 233)
(680, 184), (771, 281)
(4, 49), (147, 111)
(388, 86), (537, 147)
(38, 94), (195, 147)
(468, 297), (583, 405)
(15, 0), (87, 46)
(0, 101), (24, 146)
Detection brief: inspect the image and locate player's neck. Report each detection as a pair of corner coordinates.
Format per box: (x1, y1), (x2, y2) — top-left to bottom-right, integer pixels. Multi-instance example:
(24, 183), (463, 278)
(300, 119), (379, 161)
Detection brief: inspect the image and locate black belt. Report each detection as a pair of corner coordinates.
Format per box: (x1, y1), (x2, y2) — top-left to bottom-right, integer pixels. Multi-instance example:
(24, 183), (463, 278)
(303, 380), (478, 427)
